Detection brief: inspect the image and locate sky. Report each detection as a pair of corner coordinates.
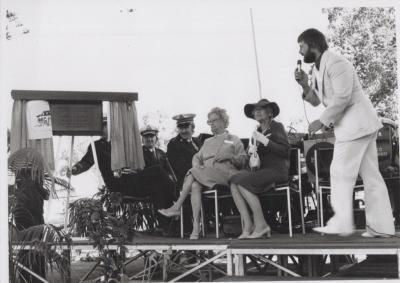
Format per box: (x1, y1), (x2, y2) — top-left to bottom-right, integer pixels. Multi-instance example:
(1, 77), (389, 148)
(1, 0), (334, 138)
(1, 0), (399, 279)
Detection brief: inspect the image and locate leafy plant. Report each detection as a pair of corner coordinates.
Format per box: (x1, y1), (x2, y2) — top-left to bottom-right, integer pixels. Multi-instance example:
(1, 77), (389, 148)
(68, 190), (138, 282)
(8, 148), (73, 282)
(10, 224), (71, 282)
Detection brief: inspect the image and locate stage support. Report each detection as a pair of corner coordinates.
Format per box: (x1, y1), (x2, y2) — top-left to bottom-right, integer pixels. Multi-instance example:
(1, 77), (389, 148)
(169, 250), (227, 282)
(64, 136), (74, 230)
(227, 249), (233, 276)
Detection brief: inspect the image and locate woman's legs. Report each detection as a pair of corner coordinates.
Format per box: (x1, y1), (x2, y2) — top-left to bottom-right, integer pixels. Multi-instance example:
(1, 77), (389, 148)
(167, 174), (195, 211)
(190, 181), (203, 235)
(230, 183), (253, 233)
(237, 185), (269, 232)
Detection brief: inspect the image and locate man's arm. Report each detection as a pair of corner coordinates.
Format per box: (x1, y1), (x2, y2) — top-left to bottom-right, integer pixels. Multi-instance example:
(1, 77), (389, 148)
(294, 68), (321, 106)
(166, 141), (190, 178)
(302, 85), (321, 106)
(71, 144), (95, 175)
(319, 60), (353, 126)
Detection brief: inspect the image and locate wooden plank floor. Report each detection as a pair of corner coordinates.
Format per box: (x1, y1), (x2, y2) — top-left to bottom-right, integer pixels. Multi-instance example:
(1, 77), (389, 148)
(122, 231), (400, 250)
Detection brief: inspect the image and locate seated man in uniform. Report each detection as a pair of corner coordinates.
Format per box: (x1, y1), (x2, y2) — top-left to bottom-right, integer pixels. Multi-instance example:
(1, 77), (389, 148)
(167, 114), (202, 234)
(69, 120), (176, 234)
(167, 114), (202, 188)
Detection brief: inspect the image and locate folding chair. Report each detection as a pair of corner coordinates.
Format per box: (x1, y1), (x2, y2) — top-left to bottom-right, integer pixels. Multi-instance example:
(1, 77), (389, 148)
(260, 148), (305, 237)
(180, 185), (231, 239)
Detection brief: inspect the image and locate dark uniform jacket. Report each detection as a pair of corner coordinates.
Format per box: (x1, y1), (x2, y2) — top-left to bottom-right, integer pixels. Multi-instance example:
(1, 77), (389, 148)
(167, 135), (202, 187)
(142, 146), (174, 179)
(73, 138), (119, 191)
(74, 140), (176, 207)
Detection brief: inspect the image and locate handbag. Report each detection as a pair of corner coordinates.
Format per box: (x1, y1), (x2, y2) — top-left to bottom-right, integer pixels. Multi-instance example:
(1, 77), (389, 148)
(248, 137), (260, 170)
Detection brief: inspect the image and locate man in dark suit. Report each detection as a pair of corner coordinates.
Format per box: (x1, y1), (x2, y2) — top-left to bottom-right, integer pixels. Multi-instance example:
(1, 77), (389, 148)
(70, 121), (176, 234)
(167, 114), (202, 235)
(167, 114), (202, 188)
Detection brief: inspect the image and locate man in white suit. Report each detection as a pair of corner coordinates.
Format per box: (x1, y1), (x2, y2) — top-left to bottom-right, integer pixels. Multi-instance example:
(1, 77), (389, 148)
(294, 28), (394, 237)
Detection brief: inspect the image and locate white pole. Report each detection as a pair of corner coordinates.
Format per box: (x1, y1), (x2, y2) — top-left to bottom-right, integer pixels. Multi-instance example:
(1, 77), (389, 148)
(250, 8), (263, 99)
(90, 137), (105, 187)
(46, 136), (62, 223)
(64, 136), (74, 231)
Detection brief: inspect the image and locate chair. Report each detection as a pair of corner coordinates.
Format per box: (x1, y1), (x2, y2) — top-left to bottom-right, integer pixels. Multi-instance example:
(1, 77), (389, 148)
(314, 147), (364, 227)
(180, 185), (231, 238)
(259, 148), (305, 237)
(120, 195), (158, 231)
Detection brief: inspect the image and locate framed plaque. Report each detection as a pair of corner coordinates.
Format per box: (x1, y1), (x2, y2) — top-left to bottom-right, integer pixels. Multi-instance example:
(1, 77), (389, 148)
(50, 101), (103, 136)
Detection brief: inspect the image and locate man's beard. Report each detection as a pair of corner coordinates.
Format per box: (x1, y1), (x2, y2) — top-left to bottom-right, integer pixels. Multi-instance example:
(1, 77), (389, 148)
(304, 50), (316, 63)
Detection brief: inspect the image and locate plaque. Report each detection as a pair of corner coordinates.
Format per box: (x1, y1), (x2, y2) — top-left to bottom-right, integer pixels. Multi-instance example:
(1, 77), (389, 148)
(50, 101), (103, 136)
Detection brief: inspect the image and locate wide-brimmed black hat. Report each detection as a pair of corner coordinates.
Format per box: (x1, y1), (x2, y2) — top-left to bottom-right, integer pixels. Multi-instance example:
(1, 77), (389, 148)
(244, 98), (280, 119)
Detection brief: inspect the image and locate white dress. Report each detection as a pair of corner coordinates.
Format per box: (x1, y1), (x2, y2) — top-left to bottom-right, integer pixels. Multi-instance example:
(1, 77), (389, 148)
(189, 132), (247, 187)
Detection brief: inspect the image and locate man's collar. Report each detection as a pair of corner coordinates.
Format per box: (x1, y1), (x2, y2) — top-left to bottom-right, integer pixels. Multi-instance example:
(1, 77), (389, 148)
(179, 135), (193, 142)
(144, 146), (155, 152)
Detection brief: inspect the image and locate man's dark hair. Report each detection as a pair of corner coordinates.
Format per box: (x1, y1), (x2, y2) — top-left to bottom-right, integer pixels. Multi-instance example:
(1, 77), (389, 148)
(297, 28), (328, 52)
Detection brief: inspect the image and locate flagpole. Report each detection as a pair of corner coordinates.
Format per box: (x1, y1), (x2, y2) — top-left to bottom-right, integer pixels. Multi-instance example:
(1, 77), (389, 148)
(250, 8), (262, 99)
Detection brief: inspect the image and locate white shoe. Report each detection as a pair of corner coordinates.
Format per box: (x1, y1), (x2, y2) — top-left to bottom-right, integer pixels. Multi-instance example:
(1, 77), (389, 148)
(361, 231), (392, 238)
(158, 208), (180, 218)
(313, 225), (353, 236)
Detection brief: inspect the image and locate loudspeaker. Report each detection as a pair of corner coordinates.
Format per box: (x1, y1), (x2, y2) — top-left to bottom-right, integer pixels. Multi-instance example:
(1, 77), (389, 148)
(376, 124), (394, 170)
(303, 134), (335, 182)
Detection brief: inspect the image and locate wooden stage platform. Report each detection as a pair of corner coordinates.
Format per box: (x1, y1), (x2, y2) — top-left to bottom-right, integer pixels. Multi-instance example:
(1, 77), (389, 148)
(66, 231), (400, 281)
(13, 231), (400, 282)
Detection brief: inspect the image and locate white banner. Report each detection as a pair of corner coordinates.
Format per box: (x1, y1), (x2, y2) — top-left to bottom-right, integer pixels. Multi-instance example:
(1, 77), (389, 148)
(26, 100), (53, 140)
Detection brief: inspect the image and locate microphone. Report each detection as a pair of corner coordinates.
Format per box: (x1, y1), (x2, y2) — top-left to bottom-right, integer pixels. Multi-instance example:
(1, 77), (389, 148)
(296, 60), (302, 72)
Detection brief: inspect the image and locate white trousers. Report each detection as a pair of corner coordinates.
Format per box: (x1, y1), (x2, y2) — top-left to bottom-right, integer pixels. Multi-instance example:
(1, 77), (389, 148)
(328, 132), (395, 235)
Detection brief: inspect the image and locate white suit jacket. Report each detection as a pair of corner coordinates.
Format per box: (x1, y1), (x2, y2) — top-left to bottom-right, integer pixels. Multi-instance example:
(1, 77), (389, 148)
(304, 50), (382, 142)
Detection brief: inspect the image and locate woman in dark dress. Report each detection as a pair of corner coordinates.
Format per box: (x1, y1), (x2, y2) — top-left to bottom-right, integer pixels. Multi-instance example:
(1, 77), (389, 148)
(230, 99), (290, 239)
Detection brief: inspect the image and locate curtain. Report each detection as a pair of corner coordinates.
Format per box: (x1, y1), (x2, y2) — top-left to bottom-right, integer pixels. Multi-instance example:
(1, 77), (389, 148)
(110, 101), (144, 171)
(10, 100), (55, 170)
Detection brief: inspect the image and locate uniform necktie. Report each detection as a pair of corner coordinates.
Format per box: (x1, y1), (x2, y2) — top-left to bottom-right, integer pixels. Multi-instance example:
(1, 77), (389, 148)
(189, 139), (199, 152)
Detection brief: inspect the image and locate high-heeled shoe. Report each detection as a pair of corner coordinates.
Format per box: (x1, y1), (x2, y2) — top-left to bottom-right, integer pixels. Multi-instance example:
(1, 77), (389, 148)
(189, 225), (201, 240)
(158, 208), (180, 218)
(238, 231), (251, 239)
(247, 226), (271, 239)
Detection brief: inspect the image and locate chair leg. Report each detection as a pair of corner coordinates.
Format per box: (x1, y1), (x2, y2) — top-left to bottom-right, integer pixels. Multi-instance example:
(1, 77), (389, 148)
(180, 206), (184, 239)
(286, 187), (293, 237)
(201, 203), (206, 237)
(319, 188), (324, 227)
(215, 191), (219, 239)
(299, 193), (305, 234)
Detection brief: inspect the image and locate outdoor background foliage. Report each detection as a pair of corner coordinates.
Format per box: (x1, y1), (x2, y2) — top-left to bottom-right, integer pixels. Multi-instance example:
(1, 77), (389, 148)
(322, 7), (398, 121)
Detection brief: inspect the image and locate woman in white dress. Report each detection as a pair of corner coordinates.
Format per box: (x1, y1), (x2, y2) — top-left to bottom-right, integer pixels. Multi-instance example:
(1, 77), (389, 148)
(159, 107), (247, 239)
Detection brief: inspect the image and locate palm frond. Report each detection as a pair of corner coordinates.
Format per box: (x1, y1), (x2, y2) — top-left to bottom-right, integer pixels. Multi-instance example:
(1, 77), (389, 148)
(17, 224), (67, 243)
(10, 224), (71, 282)
(8, 148), (50, 185)
(8, 148), (74, 199)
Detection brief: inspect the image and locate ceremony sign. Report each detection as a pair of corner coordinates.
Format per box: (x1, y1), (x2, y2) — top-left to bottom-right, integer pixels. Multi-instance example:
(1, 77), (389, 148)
(50, 101), (103, 136)
(26, 100), (53, 140)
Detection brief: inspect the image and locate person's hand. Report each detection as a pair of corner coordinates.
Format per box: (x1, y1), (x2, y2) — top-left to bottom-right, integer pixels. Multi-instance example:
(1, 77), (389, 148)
(113, 169), (122, 178)
(65, 165), (78, 178)
(294, 68), (309, 88)
(321, 124), (334, 134)
(65, 167), (72, 178)
(308, 120), (324, 136)
(252, 131), (269, 146)
(214, 152), (233, 163)
(248, 144), (257, 155)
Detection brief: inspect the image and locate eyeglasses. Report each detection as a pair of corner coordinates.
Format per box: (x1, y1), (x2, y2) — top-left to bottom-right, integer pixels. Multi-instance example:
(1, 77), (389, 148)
(207, 118), (220, 125)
